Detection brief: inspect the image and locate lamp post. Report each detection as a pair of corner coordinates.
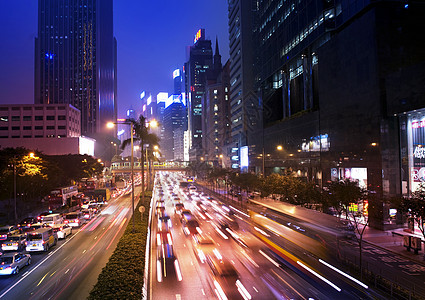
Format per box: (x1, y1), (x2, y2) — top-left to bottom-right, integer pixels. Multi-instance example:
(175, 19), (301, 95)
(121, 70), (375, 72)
(107, 120), (136, 233)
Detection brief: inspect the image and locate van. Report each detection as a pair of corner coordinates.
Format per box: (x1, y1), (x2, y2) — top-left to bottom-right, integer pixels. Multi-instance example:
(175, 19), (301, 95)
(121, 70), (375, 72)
(64, 212), (84, 227)
(41, 214), (63, 226)
(26, 227), (57, 252)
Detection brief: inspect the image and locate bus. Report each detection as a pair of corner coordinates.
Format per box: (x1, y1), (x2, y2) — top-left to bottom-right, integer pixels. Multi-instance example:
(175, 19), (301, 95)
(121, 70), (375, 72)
(48, 186), (78, 209)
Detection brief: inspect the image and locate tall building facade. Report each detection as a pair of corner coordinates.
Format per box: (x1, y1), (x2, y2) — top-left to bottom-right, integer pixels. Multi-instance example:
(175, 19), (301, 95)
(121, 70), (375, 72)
(243, 0), (425, 228)
(202, 39), (231, 167)
(227, 0), (258, 169)
(163, 95), (186, 161)
(184, 29), (213, 161)
(34, 0), (117, 136)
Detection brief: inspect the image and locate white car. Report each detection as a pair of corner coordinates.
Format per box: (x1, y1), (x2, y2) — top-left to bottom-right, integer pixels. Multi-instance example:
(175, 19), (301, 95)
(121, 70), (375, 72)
(52, 224), (72, 239)
(0, 253), (31, 275)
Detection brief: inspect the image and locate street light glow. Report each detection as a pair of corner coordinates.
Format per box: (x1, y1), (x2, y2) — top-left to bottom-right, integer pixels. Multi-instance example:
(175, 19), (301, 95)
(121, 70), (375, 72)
(277, 145), (283, 151)
(106, 122), (115, 129)
(149, 119), (158, 128)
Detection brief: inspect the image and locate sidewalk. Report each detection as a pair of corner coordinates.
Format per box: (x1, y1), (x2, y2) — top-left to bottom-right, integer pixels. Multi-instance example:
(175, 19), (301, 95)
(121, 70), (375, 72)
(362, 227), (425, 266)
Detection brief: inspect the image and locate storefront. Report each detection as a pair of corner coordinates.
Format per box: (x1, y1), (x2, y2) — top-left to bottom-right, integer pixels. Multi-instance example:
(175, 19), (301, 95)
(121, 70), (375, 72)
(406, 109), (425, 193)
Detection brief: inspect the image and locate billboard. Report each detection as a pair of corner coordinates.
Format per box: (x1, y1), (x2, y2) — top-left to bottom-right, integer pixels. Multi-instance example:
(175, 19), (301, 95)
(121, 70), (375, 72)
(240, 146), (249, 171)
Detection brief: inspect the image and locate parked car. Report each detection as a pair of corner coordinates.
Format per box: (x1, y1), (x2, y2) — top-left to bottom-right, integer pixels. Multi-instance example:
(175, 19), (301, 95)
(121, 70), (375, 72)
(1, 235), (27, 252)
(0, 252), (31, 275)
(52, 224), (72, 239)
(0, 226), (19, 241)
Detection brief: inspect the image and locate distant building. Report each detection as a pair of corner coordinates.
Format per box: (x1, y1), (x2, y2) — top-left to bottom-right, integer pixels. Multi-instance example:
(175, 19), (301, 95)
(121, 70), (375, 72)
(163, 95), (186, 161)
(34, 0), (117, 136)
(184, 29), (213, 161)
(202, 39), (231, 167)
(0, 104), (94, 155)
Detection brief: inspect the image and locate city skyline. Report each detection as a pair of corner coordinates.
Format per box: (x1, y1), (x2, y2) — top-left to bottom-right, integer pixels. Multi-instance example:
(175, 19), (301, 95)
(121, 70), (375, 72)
(0, 0), (229, 119)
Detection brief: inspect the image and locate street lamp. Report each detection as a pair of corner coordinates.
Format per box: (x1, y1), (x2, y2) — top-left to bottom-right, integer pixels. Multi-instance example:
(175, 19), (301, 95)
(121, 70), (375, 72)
(107, 120), (136, 233)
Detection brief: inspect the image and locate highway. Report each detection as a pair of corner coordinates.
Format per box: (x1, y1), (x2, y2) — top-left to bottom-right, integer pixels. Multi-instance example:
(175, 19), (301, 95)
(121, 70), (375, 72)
(148, 172), (382, 300)
(0, 185), (141, 300)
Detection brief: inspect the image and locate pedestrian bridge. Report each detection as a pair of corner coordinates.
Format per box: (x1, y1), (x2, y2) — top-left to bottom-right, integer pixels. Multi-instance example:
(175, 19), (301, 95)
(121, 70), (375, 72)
(110, 161), (187, 173)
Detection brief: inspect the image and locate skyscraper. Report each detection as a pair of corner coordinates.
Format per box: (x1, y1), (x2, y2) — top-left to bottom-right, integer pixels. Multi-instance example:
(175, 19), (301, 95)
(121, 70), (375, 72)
(34, 0), (117, 136)
(184, 29), (213, 161)
(163, 95), (186, 161)
(227, 0), (258, 169)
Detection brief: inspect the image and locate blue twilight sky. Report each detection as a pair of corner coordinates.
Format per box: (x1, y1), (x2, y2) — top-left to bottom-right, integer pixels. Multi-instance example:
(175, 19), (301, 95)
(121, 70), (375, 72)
(0, 0), (229, 118)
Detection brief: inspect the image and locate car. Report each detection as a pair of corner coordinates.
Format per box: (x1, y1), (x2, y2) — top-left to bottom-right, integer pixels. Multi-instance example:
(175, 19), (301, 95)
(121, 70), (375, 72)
(36, 211), (52, 222)
(0, 226), (19, 241)
(52, 224), (72, 239)
(0, 252), (31, 275)
(82, 209), (93, 220)
(156, 232), (182, 282)
(63, 212), (84, 227)
(158, 214), (172, 232)
(18, 217), (37, 228)
(192, 235), (217, 263)
(174, 202), (184, 214)
(156, 202), (166, 216)
(205, 255), (250, 300)
(1, 235), (26, 252)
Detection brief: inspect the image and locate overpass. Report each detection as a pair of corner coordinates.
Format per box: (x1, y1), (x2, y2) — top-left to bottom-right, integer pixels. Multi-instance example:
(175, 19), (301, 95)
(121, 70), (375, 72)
(110, 161), (187, 173)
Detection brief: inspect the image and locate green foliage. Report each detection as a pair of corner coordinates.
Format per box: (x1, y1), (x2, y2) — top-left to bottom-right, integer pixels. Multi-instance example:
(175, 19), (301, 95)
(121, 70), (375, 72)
(402, 183), (425, 239)
(324, 179), (365, 217)
(0, 148), (103, 202)
(88, 196), (150, 300)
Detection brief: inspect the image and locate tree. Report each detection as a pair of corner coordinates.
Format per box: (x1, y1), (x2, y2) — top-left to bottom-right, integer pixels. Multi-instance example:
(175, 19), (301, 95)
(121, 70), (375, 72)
(402, 183), (425, 242)
(121, 115), (160, 195)
(324, 178), (367, 278)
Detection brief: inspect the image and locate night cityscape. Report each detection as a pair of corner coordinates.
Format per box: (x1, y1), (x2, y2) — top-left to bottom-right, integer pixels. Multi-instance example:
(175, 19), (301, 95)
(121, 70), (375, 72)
(0, 0), (425, 299)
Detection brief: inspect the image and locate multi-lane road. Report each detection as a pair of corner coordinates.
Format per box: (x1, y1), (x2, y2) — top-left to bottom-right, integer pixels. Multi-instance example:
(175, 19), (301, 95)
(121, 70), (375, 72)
(0, 185), (141, 300)
(148, 172), (384, 300)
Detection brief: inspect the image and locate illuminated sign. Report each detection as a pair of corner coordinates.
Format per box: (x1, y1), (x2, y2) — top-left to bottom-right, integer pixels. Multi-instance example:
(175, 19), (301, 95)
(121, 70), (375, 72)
(240, 146), (249, 169)
(147, 96), (152, 106)
(173, 69), (180, 79)
(140, 91), (145, 100)
(412, 120), (425, 129)
(414, 146), (425, 159)
(143, 104), (146, 112)
(157, 92), (168, 103)
(117, 129), (125, 136)
(79, 136), (95, 156)
(194, 29), (203, 43)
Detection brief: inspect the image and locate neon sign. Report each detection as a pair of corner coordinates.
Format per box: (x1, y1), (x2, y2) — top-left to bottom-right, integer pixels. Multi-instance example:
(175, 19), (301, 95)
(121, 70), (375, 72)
(412, 120), (425, 129)
(194, 29), (202, 43)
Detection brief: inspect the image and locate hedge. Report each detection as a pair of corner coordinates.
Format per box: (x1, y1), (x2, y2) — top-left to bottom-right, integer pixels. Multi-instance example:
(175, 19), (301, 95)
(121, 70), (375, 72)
(88, 192), (151, 300)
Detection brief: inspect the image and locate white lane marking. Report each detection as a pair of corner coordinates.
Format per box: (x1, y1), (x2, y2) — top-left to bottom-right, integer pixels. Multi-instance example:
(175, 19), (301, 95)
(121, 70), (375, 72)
(176, 294), (181, 300)
(201, 289), (206, 295)
(0, 214), (91, 298)
(82, 250), (86, 253)
(65, 269), (70, 274)
(253, 286), (258, 293)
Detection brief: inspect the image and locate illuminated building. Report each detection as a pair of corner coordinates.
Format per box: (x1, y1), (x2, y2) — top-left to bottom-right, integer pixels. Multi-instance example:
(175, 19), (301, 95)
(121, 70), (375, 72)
(163, 94), (186, 161)
(34, 0), (117, 136)
(243, 0), (425, 228)
(0, 104), (94, 155)
(227, 0), (258, 169)
(184, 29), (213, 161)
(202, 38), (231, 167)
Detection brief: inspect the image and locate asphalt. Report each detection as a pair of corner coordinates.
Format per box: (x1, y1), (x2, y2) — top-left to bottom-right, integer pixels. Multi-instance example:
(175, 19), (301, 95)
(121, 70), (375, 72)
(196, 181), (425, 266)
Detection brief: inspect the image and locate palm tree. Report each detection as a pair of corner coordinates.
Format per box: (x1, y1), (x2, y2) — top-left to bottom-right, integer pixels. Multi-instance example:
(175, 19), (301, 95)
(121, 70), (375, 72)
(121, 115), (159, 201)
